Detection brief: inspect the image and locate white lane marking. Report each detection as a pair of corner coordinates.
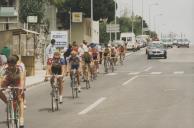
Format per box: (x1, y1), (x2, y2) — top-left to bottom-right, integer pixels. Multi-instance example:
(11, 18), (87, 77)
(164, 89), (177, 92)
(78, 97), (107, 115)
(106, 73), (117, 76)
(128, 72), (140, 75)
(174, 71), (184, 75)
(144, 66), (152, 72)
(150, 72), (162, 75)
(122, 76), (139, 86)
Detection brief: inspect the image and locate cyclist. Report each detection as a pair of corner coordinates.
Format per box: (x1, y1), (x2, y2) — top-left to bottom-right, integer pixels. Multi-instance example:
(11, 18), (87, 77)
(90, 43), (99, 73)
(50, 51), (66, 103)
(63, 44), (72, 76)
(103, 45), (111, 72)
(12, 55), (27, 109)
(45, 39), (56, 81)
(72, 41), (79, 53)
(0, 56), (25, 128)
(119, 45), (125, 62)
(68, 51), (81, 92)
(110, 46), (117, 66)
(82, 48), (92, 81)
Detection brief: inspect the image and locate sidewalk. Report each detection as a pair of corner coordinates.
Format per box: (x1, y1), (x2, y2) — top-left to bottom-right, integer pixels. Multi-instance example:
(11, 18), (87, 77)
(26, 70), (46, 87)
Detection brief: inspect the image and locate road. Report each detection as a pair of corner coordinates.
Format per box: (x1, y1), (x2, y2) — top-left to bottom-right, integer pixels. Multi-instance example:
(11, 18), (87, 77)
(1, 45), (194, 128)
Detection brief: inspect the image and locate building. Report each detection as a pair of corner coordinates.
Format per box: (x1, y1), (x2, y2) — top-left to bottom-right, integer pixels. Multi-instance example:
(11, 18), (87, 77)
(71, 18), (99, 44)
(0, 0), (20, 31)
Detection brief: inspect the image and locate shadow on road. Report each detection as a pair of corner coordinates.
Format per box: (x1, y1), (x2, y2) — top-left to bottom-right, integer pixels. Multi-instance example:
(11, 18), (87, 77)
(38, 108), (53, 112)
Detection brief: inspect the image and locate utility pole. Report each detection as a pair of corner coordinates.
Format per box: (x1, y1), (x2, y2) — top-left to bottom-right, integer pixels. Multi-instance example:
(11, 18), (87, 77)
(91, 0), (93, 43)
(115, 0), (117, 41)
(132, 0), (134, 33)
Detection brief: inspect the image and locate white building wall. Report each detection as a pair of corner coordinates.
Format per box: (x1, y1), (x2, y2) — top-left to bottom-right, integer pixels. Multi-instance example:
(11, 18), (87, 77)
(92, 20), (99, 44)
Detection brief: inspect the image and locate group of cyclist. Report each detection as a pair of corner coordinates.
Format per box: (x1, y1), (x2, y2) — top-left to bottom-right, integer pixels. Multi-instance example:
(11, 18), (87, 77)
(45, 39), (126, 100)
(0, 39), (126, 128)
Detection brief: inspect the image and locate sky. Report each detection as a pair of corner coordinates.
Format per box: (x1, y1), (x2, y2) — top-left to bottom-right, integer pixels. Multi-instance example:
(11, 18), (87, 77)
(117, 0), (194, 42)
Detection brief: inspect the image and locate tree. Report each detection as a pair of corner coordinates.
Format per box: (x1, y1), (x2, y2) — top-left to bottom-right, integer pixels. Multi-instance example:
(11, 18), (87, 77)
(19, 0), (45, 23)
(0, 0), (15, 6)
(99, 22), (110, 44)
(50, 0), (65, 7)
(56, 0), (116, 29)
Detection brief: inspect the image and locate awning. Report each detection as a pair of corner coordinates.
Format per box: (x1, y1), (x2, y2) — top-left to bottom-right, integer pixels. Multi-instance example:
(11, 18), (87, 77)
(0, 28), (40, 35)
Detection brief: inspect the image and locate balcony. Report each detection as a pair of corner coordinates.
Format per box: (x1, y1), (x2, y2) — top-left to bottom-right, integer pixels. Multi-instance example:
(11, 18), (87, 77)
(0, 7), (18, 17)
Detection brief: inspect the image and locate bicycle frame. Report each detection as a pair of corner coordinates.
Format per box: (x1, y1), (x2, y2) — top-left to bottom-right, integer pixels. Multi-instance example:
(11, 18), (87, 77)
(70, 69), (78, 98)
(1, 87), (21, 128)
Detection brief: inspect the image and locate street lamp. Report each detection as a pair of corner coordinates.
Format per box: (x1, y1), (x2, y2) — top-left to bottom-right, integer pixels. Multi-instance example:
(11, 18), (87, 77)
(141, 0), (144, 35)
(148, 3), (159, 32)
(91, 0), (93, 43)
(153, 13), (163, 32)
(132, 0), (134, 33)
(115, 0), (117, 41)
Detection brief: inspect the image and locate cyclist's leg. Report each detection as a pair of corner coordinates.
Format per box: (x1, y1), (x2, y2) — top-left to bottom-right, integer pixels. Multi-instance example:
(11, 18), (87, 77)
(0, 90), (7, 103)
(57, 77), (64, 103)
(17, 90), (24, 127)
(45, 58), (52, 81)
(0, 82), (7, 103)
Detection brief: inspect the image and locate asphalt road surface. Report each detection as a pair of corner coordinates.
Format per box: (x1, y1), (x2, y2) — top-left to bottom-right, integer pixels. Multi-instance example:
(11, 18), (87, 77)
(1, 45), (194, 128)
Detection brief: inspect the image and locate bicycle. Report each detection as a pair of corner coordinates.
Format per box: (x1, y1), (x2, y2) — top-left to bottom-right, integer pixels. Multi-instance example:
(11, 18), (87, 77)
(83, 63), (90, 89)
(119, 53), (124, 65)
(70, 69), (79, 98)
(104, 56), (109, 73)
(1, 86), (21, 128)
(90, 60), (98, 80)
(47, 74), (63, 112)
(109, 57), (115, 72)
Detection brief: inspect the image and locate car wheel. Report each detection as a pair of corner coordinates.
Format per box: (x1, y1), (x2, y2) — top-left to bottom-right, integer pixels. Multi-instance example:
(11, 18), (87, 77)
(147, 55), (151, 59)
(164, 54), (167, 59)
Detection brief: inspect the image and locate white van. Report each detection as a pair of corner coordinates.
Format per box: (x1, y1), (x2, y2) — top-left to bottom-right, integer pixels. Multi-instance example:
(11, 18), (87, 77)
(120, 32), (137, 51)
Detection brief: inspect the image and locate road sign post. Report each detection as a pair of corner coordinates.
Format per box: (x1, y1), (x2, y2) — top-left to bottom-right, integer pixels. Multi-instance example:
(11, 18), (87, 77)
(106, 24), (120, 43)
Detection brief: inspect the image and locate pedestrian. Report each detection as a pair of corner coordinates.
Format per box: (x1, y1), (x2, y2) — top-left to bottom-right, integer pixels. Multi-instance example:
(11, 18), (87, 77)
(45, 39), (57, 81)
(1, 46), (10, 58)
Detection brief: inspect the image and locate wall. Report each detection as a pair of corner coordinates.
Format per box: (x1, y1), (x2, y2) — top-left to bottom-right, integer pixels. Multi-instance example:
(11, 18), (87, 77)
(71, 18), (99, 45)
(0, 31), (12, 50)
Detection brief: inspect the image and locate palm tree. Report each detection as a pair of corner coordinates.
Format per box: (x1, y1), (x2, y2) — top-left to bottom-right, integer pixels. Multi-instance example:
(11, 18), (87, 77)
(50, 0), (65, 6)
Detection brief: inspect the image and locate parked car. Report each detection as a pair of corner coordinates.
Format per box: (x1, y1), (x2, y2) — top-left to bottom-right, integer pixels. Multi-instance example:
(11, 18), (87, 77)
(177, 39), (189, 48)
(147, 43), (167, 59)
(161, 39), (173, 48)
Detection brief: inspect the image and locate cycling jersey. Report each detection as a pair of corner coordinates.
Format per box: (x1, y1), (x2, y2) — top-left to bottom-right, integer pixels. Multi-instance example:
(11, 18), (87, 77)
(51, 58), (65, 75)
(69, 56), (80, 70)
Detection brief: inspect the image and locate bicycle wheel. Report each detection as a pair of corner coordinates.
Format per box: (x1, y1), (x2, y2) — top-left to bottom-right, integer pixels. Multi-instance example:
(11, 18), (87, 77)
(104, 60), (108, 73)
(55, 87), (59, 111)
(71, 76), (76, 99)
(86, 80), (90, 89)
(110, 59), (114, 72)
(7, 101), (15, 128)
(51, 87), (56, 112)
(14, 102), (20, 128)
(85, 71), (90, 89)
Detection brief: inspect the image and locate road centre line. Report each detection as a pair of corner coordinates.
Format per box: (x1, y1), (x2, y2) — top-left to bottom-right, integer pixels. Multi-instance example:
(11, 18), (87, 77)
(122, 76), (139, 86)
(128, 72), (140, 75)
(78, 97), (107, 115)
(150, 72), (162, 75)
(144, 66), (152, 72)
(174, 71), (184, 74)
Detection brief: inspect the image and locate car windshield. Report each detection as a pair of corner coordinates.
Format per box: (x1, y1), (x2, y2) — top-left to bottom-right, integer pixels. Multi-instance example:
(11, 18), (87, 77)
(150, 43), (164, 49)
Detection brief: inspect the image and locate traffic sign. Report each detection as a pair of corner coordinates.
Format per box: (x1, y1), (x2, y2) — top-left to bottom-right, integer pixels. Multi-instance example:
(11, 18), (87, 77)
(106, 24), (120, 33)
